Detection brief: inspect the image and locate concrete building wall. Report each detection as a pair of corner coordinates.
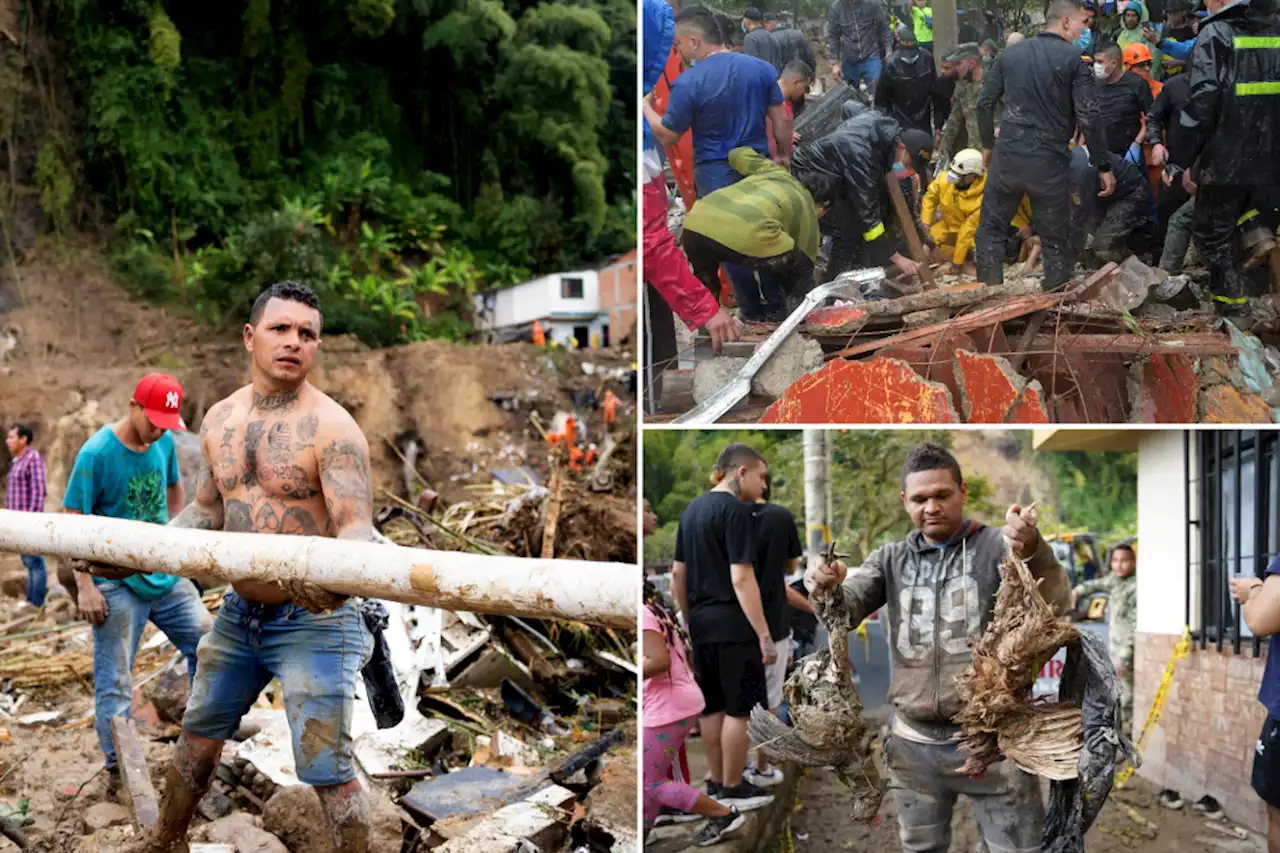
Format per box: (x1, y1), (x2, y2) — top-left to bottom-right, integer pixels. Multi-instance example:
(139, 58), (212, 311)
(1132, 431), (1267, 835)
(597, 251), (637, 346)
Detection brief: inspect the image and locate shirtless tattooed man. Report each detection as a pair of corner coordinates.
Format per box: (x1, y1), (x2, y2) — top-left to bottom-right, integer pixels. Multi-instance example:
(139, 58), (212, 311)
(115, 281), (377, 853)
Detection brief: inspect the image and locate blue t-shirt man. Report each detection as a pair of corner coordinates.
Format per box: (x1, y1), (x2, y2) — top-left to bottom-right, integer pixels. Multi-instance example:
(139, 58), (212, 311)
(662, 51), (783, 195)
(64, 425), (182, 600)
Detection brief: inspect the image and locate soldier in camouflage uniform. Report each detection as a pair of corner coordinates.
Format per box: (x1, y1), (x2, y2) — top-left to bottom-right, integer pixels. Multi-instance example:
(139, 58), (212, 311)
(1071, 544), (1137, 735)
(938, 43), (994, 161)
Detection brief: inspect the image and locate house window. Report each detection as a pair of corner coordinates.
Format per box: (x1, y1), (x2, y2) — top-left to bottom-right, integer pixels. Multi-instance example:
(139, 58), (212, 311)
(561, 277), (584, 299)
(1189, 430), (1279, 655)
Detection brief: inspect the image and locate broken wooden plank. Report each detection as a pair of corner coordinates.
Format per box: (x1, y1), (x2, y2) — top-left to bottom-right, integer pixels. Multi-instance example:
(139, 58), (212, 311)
(110, 717), (159, 829)
(828, 292), (1069, 360)
(885, 174), (935, 288)
(540, 463), (564, 560)
(1072, 261), (1121, 302)
(1007, 310), (1048, 374)
(1025, 332), (1237, 356)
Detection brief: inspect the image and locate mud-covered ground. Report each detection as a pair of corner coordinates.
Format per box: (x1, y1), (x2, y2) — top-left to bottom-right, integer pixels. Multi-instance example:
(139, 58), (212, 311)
(784, 765), (1264, 853)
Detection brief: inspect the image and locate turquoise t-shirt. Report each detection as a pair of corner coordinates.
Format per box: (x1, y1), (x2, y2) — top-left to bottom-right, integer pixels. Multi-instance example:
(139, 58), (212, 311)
(64, 426), (181, 601)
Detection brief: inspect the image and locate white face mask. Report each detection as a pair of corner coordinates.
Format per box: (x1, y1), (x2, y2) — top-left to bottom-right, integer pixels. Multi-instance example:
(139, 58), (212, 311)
(1093, 62), (1108, 79)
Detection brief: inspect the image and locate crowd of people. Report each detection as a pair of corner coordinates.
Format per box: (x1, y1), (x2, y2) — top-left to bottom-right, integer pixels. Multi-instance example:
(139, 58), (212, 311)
(641, 0), (1280, 406)
(641, 440), (1157, 851)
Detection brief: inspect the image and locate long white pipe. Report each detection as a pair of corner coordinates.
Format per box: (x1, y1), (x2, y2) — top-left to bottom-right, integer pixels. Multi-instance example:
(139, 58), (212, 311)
(0, 510), (636, 629)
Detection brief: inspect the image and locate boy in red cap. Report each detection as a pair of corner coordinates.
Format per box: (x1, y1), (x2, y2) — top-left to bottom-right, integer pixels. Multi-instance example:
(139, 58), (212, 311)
(62, 372), (212, 799)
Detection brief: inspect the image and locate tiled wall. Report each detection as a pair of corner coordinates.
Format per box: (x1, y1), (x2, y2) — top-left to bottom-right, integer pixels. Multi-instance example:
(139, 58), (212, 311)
(1133, 631), (1269, 834)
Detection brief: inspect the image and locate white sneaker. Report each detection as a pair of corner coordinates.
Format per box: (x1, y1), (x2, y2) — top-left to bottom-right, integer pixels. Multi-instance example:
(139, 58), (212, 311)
(744, 765), (784, 787)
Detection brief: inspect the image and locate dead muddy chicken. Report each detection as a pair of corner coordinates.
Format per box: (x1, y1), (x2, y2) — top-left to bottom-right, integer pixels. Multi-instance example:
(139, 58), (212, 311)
(748, 576), (885, 821)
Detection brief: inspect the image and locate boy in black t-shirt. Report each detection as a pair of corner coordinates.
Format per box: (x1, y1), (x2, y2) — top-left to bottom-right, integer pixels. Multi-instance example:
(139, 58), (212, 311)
(672, 443), (776, 812)
(745, 481), (810, 789)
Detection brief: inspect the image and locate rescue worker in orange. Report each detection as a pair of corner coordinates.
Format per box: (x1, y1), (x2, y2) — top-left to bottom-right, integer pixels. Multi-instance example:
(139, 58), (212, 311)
(532, 320), (546, 347)
(1123, 42), (1164, 190)
(602, 389), (620, 426)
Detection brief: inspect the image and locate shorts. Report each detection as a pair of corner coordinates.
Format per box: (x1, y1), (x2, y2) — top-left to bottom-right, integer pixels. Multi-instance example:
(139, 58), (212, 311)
(184, 593), (373, 787)
(765, 634), (792, 709)
(692, 641), (767, 718)
(1253, 714), (1280, 809)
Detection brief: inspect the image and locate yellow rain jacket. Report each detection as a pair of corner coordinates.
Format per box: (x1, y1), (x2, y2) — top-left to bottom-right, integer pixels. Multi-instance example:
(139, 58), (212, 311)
(921, 173), (1031, 264)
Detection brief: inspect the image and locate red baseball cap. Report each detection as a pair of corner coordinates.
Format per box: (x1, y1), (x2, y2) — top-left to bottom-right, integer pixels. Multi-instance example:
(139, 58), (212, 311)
(132, 373), (186, 431)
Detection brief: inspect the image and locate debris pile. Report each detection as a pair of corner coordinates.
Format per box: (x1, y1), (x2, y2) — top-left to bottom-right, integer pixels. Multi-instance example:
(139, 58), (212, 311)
(668, 259), (1280, 424)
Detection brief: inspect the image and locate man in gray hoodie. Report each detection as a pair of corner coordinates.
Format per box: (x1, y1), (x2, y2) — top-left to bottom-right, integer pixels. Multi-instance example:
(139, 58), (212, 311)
(827, 0), (894, 89)
(805, 442), (1070, 853)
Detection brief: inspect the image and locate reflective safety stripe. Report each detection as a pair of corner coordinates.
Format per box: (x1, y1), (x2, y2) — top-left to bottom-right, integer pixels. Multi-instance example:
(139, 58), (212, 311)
(1211, 293), (1250, 305)
(1234, 36), (1280, 48)
(1239, 208), (1261, 225)
(863, 222), (886, 241)
(1237, 81), (1280, 95)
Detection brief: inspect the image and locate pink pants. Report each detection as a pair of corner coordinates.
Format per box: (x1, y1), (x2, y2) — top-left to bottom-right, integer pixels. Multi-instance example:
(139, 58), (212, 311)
(643, 716), (701, 828)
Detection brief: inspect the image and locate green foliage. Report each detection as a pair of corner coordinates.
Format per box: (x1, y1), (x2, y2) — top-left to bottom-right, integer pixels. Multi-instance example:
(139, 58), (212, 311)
(1033, 447), (1138, 541)
(35, 144), (74, 233)
(36, 0), (634, 345)
(642, 430), (998, 566)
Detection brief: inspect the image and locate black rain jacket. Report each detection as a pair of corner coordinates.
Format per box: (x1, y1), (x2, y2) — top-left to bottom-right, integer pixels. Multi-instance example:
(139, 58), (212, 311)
(976, 31), (1111, 170)
(1176, 0), (1280, 186)
(875, 45), (947, 134)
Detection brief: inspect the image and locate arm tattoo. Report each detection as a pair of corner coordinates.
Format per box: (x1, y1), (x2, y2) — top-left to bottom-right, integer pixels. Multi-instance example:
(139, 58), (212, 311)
(320, 438), (374, 539)
(168, 461), (222, 530)
(225, 499), (254, 532)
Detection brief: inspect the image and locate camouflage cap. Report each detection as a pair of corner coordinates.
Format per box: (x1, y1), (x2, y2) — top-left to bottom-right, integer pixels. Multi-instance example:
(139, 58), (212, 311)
(942, 42), (980, 61)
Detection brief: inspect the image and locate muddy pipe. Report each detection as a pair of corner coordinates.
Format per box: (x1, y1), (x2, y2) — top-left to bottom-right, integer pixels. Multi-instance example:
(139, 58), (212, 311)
(0, 510), (636, 629)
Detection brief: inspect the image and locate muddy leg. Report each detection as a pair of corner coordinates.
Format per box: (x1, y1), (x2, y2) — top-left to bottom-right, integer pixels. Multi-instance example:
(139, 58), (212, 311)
(123, 732), (222, 853)
(317, 780), (371, 853)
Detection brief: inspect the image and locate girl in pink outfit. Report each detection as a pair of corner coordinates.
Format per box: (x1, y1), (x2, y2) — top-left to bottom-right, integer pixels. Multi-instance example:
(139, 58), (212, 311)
(643, 582), (745, 846)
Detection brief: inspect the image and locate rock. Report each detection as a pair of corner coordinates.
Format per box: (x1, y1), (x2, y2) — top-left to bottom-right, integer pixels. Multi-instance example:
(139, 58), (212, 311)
(83, 803), (131, 833)
(262, 785), (405, 853)
(263, 787), (332, 853)
(903, 307), (951, 327)
(147, 663), (190, 725)
(191, 813), (288, 853)
(1099, 255), (1166, 312)
(198, 785), (235, 821)
(752, 333), (824, 399)
(691, 357), (747, 406)
(75, 826), (137, 853)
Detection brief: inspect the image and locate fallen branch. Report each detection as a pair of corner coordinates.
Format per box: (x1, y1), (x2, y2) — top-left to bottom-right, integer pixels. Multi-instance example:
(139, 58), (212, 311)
(0, 510), (635, 629)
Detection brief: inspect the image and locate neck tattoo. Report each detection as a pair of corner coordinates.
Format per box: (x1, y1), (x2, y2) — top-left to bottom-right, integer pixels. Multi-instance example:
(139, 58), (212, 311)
(252, 389), (300, 412)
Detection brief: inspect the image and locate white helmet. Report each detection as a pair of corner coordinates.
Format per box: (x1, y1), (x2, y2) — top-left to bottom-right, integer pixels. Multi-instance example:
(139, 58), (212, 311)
(949, 148), (985, 178)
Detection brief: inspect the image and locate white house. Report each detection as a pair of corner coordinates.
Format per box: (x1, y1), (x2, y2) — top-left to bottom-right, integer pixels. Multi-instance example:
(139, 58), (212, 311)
(474, 269), (608, 348)
(1035, 428), (1279, 835)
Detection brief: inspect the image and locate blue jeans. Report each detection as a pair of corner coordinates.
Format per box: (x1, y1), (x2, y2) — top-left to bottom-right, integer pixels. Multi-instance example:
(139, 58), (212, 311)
(93, 579), (211, 769)
(694, 162), (787, 321)
(21, 556), (46, 607)
(842, 55), (882, 89)
(184, 593), (372, 787)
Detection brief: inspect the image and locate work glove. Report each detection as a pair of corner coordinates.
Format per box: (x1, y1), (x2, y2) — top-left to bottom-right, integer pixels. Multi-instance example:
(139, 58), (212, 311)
(68, 558), (139, 582)
(278, 578), (349, 613)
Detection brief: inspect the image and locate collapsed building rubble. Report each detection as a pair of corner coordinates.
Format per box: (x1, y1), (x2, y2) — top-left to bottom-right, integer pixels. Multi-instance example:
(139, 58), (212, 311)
(663, 259), (1280, 424)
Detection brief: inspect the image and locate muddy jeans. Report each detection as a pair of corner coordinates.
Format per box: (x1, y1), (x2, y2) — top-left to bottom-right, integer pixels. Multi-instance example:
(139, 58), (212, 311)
(1160, 197), (1195, 274)
(93, 579), (211, 769)
(884, 734), (1045, 853)
(183, 593), (373, 786)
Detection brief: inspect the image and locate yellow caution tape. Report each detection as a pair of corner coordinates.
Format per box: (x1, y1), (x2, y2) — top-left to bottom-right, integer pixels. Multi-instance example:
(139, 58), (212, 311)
(1115, 626), (1191, 789)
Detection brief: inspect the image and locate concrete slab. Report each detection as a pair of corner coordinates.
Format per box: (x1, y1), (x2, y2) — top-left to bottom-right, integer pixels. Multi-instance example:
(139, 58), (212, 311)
(877, 335), (966, 404)
(954, 350), (1049, 424)
(752, 333), (824, 399)
(1200, 385), (1274, 424)
(692, 358), (748, 407)
(1133, 355), (1199, 423)
(759, 357), (960, 424)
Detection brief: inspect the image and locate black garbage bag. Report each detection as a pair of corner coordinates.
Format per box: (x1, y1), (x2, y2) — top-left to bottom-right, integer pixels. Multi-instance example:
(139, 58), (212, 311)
(359, 599), (405, 729)
(1042, 629), (1139, 853)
